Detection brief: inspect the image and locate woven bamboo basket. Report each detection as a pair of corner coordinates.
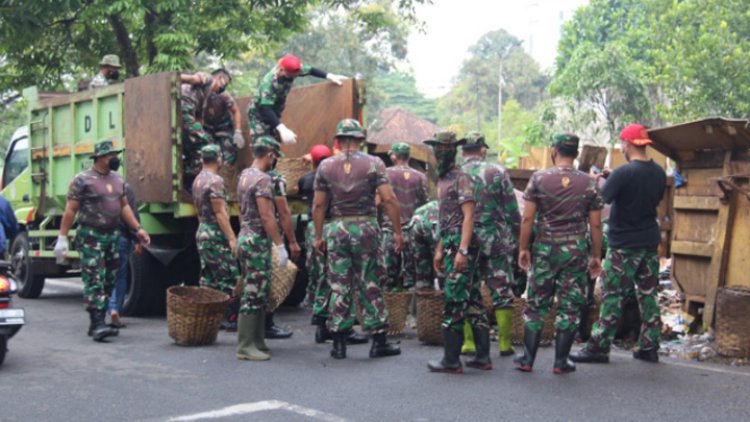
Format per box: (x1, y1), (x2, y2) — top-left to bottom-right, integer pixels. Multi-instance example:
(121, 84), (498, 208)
(385, 291), (411, 335)
(416, 290), (444, 345)
(276, 157), (310, 196)
(167, 286), (230, 346)
(715, 286), (750, 358)
(480, 283), (494, 317)
(266, 247), (299, 312)
(511, 298), (557, 346)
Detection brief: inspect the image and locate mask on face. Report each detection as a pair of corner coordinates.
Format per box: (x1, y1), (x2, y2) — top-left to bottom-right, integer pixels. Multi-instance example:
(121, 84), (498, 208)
(215, 84), (226, 95)
(434, 149), (456, 175)
(271, 157), (278, 170)
(109, 70), (120, 81)
(108, 157), (121, 171)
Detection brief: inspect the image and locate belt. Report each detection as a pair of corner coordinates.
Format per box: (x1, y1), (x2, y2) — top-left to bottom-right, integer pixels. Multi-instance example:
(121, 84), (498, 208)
(538, 233), (586, 242)
(332, 215), (376, 223)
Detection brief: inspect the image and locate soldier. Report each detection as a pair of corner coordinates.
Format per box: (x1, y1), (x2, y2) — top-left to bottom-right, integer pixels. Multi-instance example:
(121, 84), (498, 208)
(571, 124), (666, 364)
(459, 131), (521, 358)
(312, 119), (402, 360)
(203, 89), (246, 166)
(424, 131), (489, 374)
(235, 136), (289, 361)
(515, 133), (603, 374)
(192, 144), (240, 330)
(89, 54), (122, 89)
(54, 140), (151, 342)
(248, 54), (346, 145)
(407, 200), (440, 290)
(380, 142), (429, 290)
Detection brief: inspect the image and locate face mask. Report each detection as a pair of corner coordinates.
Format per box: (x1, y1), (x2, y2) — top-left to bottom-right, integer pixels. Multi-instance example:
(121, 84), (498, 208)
(108, 157), (121, 171)
(215, 84), (226, 94)
(434, 148), (455, 175)
(109, 70), (120, 80)
(271, 157), (278, 170)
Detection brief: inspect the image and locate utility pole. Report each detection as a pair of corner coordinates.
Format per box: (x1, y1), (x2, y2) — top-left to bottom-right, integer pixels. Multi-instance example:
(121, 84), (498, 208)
(498, 40), (523, 149)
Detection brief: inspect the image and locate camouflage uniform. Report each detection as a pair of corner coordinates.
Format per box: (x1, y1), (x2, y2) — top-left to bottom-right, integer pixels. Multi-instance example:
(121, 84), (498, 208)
(193, 166), (238, 296)
(181, 73), (214, 178)
(203, 92), (238, 165)
(68, 168), (125, 312)
(88, 73), (111, 89)
(406, 201), (439, 289)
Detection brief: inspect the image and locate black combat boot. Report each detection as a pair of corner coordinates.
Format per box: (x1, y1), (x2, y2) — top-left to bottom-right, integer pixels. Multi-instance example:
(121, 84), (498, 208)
(427, 329), (464, 374)
(466, 326), (492, 370)
(632, 347), (659, 363)
(570, 346), (610, 363)
(330, 332), (347, 359)
(553, 330), (577, 374)
(88, 309), (118, 342)
(313, 316), (333, 344)
(513, 327), (541, 372)
(346, 330), (369, 345)
(265, 312), (293, 339)
(220, 296), (240, 332)
(369, 333), (401, 358)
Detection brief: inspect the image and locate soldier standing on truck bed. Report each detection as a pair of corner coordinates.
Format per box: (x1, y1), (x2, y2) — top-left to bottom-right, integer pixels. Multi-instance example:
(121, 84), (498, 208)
(54, 140), (151, 342)
(247, 54), (347, 145)
(312, 119), (402, 360)
(203, 89), (246, 166)
(88, 54), (122, 89)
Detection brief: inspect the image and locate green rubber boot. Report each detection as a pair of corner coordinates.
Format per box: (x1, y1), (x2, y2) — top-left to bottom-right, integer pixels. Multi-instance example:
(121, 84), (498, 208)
(236, 314), (270, 361)
(255, 310), (271, 353)
(495, 309), (515, 356)
(460, 321), (476, 355)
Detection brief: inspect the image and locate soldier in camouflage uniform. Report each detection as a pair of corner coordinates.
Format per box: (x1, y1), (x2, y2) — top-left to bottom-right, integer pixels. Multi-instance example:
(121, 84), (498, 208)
(203, 90), (246, 165)
(424, 131), (490, 374)
(192, 144), (240, 330)
(55, 140), (151, 342)
(515, 133), (603, 374)
(88, 54), (121, 89)
(247, 54), (346, 145)
(407, 200), (440, 290)
(312, 119), (402, 360)
(459, 132), (521, 358)
(572, 124), (666, 364)
(235, 137), (289, 361)
(380, 142), (429, 290)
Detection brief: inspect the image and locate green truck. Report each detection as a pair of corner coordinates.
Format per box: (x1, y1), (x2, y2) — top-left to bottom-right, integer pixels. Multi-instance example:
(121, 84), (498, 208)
(1, 72), (364, 315)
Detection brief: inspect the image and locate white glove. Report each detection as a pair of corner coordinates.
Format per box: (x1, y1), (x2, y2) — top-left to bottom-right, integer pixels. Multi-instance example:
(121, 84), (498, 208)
(276, 123), (297, 144)
(233, 130), (245, 149)
(54, 235), (69, 262)
(276, 244), (289, 270)
(326, 73), (346, 86)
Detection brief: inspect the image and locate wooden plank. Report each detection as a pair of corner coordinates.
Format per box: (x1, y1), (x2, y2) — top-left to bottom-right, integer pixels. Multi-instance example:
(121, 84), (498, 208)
(671, 241), (714, 258)
(724, 190), (750, 288)
(673, 196), (720, 211)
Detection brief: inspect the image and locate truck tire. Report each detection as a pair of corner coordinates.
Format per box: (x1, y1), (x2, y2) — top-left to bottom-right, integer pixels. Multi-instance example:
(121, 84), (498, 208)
(282, 252), (309, 307)
(10, 233), (46, 299)
(0, 336), (6, 366)
(123, 251), (166, 316)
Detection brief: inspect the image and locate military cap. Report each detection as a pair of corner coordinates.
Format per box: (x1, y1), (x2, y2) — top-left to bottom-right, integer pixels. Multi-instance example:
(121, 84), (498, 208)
(200, 144), (221, 160)
(91, 139), (123, 158)
(99, 54), (122, 68)
(335, 118), (366, 139)
(423, 131), (464, 147)
(552, 133), (580, 150)
(389, 142), (411, 156)
(619, 123), (653, 146)
(460, 131), (489, 149)
(255, 136), (285, 157)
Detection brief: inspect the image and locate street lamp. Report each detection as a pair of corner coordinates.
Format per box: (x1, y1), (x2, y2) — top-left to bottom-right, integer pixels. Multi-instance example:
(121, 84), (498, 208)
(498, 40), (523, 149)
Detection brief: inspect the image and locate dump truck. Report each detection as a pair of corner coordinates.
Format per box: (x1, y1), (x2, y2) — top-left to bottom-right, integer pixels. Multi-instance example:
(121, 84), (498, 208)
(0, 72), (364, 315)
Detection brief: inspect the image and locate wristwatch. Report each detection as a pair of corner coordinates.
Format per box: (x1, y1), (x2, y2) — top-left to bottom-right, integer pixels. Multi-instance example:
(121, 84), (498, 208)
(458, 248), (469, 256)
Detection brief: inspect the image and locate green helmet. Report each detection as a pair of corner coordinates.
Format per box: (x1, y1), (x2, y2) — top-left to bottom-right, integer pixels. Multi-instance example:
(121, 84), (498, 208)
(200, 144), (221, 160)
(255, 136), (285, 157)
(389, 142), (411, 156)
(335, 119), (366, 139)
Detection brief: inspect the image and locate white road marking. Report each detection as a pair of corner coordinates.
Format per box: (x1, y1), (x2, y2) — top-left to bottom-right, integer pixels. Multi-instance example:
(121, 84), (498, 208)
(167, 400), (348, 422)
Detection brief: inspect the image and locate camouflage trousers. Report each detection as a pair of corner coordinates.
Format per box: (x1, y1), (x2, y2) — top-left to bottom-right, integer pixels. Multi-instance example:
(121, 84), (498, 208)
(196, 223), (239, 296)
(442, 233), (488, 332)
(326, 219), (388, 334)
(410, 225), (437, 289)
(305, 222), (331, 319)
(476, 249), (515, 310)
(588, 247), (661, 352)
(237, 229), (271, 315)
(76, 226), (120, 312)
(380, 227), (401, 290)
(205, 120), (238, 165)
(182, 102), (211, 178)
(524, 238), (588, 332)
(248, 112), (277, 144)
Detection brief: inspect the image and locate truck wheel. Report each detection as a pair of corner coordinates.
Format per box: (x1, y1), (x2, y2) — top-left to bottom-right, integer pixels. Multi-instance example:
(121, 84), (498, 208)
(10, 233), (46, 299)
(282, 254), (308, 307)
(123, 251), (166, 316)
(0, 336), (6, 366)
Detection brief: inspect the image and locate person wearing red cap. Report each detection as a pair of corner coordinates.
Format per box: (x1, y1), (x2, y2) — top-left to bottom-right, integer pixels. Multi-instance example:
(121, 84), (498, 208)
(247, 54), (347, 145)
(572, 124), (666, 364)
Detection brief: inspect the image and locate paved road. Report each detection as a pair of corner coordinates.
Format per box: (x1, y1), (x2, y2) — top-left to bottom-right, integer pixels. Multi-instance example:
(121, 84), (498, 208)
(3, 278), (750, 422)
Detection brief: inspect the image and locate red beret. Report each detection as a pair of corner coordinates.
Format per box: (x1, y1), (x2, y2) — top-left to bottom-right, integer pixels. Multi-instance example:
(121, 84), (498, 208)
(279, 54), (302, 74)
(310, 144), (332, 164)
(619, 124), (653, 146)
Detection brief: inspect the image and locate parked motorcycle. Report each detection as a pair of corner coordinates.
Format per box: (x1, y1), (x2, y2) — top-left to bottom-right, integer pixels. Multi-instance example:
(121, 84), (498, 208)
(0, 260), (24, 366)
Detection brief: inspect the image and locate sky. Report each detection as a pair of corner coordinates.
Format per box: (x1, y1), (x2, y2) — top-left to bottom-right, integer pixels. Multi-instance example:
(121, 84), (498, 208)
(406, 0), (590, 98)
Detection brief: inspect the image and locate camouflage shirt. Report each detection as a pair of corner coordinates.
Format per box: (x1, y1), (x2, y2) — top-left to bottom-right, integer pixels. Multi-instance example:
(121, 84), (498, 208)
(314, 151), (389, 217)
(237, 167), (275, 233)
(192, 170), (227, 225)
(67, 169), (125, 230)
(523, 166), (604, 237)
(181, 72), (213, 120)
(462, 157), (521, 252)
(409, 200), (439, 245)
(381, 165), (429, 228)
(268, 169), (287, 197)
(204, 91), (235, 127)
(437, 167), (475, 236)
(248, 64), (314, 119)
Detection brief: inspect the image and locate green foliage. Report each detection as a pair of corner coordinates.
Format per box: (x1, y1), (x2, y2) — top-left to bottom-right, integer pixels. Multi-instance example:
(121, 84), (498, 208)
(373, 71), (437, 121)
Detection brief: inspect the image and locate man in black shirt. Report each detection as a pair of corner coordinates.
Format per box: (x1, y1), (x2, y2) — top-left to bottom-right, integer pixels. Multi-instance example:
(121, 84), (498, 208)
(572, 124), (666, 364)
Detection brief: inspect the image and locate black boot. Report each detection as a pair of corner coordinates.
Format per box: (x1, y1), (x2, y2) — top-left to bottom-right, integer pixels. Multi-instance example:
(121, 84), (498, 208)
(466, 326), (492, 370)
(553, 330), (577, 374)
(330, 332), (347, 359)
(369, 333), (401, 358)
(88, 309), (117, 342)
(570, 346), (610, 363)
(513, 327), (541, 372)
(346, 330), (369, 345)
(427, 329), (464, 373)
(265, 312), (293, 339)
(312, 316), (332, 343)
(220, 296), (240, 332)
(633, 347), (659, 363)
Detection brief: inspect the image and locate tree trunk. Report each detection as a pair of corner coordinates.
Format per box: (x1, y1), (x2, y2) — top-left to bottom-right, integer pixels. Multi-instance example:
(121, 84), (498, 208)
(107, 13), (140, 77)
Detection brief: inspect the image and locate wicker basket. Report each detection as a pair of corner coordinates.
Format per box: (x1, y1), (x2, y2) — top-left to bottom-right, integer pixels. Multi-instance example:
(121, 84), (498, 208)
(276, 157), (311, 196)
(511, 298), (557, 346)
(167, 286), (230, 346)
(480, 283), (493, 317)
(416, 290), (444, 345)
(266, 247), (299, 312)
(715, 286), (750, 358)
(385, 291), (411, 335)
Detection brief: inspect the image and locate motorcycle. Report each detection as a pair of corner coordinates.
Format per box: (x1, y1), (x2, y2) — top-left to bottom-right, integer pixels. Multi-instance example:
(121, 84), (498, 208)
(0, 260), (24, 366)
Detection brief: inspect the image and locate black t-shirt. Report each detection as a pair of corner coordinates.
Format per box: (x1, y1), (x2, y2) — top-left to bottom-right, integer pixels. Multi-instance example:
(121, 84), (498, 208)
(602, 159), (666, 249)
(298, 171), (331, 218)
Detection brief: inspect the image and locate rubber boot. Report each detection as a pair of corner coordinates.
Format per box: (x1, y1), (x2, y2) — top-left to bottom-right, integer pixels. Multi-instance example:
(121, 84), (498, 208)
(553, 330), (577, 374)
(369, 333), (401, 358)
(465, 326), (492, 370)
(495, 309), (514, 357)
(88, 309), (118, 342)
(255, 310), (270, 353)
(265, 312), (293, 339)
(220, 296), (240, 332)
(460, 321), (476, 355)
(346, 330), (369, 345)
(330, 332), (347, 359)
(632, 347), (659, 363)
(427, 328), (464, 374)
(575, 302), (590, 343)
(570, 346), (610, 363)
(236, 314), (270, 361)
(513, 327), (541, 372)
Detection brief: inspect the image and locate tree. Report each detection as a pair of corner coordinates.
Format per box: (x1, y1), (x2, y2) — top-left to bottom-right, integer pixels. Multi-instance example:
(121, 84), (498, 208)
(373, 71), (437, 121)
